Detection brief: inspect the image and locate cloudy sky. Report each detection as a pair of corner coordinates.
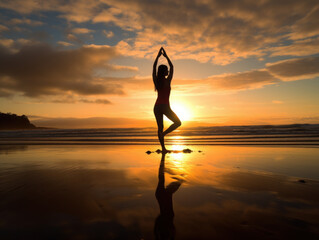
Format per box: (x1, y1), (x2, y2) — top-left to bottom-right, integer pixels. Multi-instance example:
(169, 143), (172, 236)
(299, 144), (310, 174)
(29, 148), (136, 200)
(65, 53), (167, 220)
(0, 0), (318, 128)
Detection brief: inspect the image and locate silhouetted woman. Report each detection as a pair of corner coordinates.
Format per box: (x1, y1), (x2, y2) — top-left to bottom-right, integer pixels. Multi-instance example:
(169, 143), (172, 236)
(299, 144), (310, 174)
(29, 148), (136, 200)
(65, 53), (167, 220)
(153, 47), (181, 153)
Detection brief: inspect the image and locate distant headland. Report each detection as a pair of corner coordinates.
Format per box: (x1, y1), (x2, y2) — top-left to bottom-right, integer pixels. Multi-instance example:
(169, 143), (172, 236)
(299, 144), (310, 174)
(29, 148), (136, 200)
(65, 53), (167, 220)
(0, 112), (37, 130)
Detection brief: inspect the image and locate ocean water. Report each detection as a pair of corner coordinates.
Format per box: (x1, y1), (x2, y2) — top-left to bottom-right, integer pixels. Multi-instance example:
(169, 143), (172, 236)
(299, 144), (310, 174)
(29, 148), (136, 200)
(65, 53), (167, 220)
(1, 125), (319, 239)
(1, 124), (319, 145)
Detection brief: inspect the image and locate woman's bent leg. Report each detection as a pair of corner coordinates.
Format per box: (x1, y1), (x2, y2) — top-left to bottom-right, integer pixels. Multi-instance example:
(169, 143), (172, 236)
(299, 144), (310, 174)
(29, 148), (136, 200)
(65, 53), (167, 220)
(163, 106), (181, 136)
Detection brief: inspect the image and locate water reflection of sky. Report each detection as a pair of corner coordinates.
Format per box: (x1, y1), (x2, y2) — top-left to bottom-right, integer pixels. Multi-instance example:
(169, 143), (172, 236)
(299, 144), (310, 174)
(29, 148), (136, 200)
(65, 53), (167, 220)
(0, 145), (319, 239)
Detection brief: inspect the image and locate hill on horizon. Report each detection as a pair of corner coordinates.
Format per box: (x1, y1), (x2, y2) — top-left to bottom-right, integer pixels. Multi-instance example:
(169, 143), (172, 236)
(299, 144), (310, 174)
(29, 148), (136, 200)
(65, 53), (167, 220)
(0, 112), (36, 130)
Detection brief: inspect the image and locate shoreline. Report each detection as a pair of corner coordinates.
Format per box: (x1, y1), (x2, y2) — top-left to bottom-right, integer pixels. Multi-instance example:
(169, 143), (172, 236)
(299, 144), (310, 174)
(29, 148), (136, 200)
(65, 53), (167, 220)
(1, 142), (319, 148)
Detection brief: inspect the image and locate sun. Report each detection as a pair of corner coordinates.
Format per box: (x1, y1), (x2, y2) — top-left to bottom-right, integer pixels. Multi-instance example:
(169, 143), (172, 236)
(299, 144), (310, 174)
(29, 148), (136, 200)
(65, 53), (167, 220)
(169, 102), (192, 121)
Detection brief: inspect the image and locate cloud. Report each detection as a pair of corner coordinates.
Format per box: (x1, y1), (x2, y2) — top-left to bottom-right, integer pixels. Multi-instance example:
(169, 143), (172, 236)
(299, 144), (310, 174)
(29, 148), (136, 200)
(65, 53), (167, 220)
(0, 0), (102, 22)
(50, 96), (112, 104)
(101, 70), (276, 94)
(1, 0), (318, 64)
(8, 18), (43, 26)
(79, 98), (111, 104)
(269, 37), (319, 57)
(266, 56), (319, 81)
(57, 41), (73, 47)
(32, 116), (153, 128)
(90, 55), (317, 94)
(0, 88), (13, 97)
(107, 64), (138, 72)
(0, 38), (40, 53)
(71, 28), (94, 34)
(202, 56), (319, 91)
(110, 0), (319, 64)
(289, 5), (319, 40)
(0, 43), (132, 97)
(66, 33), (82, 43)
(92, 7), (141, 31)
(102, 30), (114, 38)
(207, 70), (279, 90)
(57, 1), (105, 23)
(0, 38), (14, 49)
(0, 25), (9, 32)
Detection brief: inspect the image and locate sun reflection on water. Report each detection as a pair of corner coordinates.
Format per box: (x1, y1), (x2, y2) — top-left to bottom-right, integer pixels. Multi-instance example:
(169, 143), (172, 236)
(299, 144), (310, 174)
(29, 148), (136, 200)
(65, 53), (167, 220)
(170, 144), (184, 159)
(165, 144), (190, 182)
(170, 136), (183, 140)
(168, 135), (185, 146)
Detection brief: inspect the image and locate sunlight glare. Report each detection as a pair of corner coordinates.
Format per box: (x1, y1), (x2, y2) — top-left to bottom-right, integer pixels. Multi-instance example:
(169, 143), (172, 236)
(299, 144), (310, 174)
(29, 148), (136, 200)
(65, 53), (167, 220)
(170, 102), (192, 121)
(170, 144), (184, 161)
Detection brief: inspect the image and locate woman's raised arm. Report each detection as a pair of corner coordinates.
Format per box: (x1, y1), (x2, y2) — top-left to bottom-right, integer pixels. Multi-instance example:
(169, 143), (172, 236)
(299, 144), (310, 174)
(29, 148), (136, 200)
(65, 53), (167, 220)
(162, 47), (173, 82)
(153, 48), (162, 88)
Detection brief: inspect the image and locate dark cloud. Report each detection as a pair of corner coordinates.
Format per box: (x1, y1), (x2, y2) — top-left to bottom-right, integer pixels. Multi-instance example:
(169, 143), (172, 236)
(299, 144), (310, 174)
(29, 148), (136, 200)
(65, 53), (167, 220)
(8, 18), (43, 26)
(269, 37), (319, 57)
(202, 56), (319, 91)
(0, 1), (317, 97)
(111, 0), (319, 64)
(79, 98), (112, 104)
(290, 5), (319, 40)
(0, 43), (126, 97)
(84, 55), (317, 93)
(96, 55), (317, 93)
(71, 27), (94, 34)
(46, 95), (112, 104)
(266, 56), (319, 81)
(32, 116), (153, 128)
(1, 0), (318, 64)
(66, 33), (82, 43)
(208, 70), (279, 90)
(57, 41), (73, 47)
(0, 24), (9, 32)
(0, 88), (13, 97)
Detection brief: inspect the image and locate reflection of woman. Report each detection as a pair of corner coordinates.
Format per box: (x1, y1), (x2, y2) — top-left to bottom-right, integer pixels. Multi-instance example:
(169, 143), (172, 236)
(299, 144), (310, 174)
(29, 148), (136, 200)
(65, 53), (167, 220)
(153, 47), (181, 153)
(154, 153), (182, 240)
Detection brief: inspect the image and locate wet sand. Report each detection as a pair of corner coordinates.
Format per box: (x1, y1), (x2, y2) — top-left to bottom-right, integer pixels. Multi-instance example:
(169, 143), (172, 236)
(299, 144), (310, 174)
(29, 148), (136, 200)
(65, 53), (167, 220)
(1, 144), (319, 239)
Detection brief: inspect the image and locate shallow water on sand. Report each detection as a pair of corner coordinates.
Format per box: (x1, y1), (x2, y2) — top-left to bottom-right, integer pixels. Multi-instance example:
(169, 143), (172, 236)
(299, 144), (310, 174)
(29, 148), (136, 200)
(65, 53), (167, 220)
(1, 145), (319, 239)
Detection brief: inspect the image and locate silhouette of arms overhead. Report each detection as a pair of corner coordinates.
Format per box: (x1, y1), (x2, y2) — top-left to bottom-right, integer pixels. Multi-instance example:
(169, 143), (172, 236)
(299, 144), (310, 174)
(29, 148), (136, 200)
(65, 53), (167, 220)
(161, 47), (174, 82)
(153, 48), (162, 90)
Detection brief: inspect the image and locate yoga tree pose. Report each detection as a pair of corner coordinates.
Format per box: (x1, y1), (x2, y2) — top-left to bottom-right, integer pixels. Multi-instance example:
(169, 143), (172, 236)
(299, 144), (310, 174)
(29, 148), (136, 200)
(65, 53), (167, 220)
(153, 47), (181, 153)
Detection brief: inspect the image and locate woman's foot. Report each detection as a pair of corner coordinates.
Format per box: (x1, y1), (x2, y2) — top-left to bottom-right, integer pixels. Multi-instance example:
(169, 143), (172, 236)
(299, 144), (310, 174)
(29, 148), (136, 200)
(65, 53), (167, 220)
(162, 148), (171, 154)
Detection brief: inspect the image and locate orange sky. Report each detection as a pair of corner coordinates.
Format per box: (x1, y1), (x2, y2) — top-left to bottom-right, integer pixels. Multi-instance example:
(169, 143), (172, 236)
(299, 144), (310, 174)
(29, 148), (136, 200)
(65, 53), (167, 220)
(0, 0), (319, 128)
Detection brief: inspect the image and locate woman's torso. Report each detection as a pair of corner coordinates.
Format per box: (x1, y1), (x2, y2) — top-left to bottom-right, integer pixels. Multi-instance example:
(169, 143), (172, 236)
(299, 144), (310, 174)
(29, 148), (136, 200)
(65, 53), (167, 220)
(155, 78), (171, 105)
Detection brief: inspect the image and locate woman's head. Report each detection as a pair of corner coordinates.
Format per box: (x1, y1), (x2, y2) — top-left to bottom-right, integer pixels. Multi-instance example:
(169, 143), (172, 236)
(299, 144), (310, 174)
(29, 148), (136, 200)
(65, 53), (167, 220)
(158, 65), (168, 78)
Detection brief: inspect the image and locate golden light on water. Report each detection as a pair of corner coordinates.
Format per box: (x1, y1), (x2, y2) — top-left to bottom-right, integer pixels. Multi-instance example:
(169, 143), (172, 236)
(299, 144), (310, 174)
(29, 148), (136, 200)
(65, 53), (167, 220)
(171, 144), (184, 151)
(171, 136), (182, 139)
(169, 144), (186, 161)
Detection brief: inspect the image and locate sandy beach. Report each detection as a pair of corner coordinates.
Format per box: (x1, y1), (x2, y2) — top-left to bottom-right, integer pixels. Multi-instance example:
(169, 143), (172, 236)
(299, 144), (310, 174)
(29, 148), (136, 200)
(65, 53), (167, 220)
(1, 144), (319, 239)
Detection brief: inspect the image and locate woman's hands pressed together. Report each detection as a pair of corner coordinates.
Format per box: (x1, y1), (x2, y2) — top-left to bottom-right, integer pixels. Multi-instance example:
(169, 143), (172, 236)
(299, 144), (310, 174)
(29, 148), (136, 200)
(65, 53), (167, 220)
(161, 47), (168, 58)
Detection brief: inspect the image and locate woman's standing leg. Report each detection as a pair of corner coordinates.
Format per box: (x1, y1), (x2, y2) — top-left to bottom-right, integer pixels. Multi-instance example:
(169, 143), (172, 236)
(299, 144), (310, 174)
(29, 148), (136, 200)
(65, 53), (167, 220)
(154, 105), (167, 151)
